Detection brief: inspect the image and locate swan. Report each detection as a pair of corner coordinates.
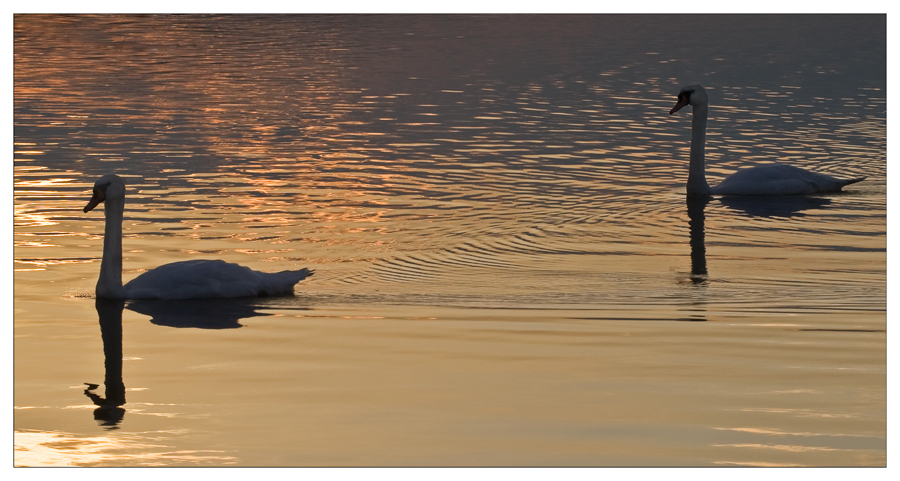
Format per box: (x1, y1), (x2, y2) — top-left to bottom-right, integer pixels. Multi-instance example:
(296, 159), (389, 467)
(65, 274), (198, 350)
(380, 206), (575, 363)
(669, 85), (865, 196)
(83, 174), (313, 299)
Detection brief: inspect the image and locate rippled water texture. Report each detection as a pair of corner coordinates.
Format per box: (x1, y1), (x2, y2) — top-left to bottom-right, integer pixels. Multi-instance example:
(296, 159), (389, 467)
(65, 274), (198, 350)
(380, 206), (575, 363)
(14, 15), (886, 467)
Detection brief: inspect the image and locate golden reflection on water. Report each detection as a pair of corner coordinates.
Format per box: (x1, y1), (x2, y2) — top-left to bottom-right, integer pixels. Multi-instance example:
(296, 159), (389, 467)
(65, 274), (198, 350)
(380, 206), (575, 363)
(15, 430), (238, 467)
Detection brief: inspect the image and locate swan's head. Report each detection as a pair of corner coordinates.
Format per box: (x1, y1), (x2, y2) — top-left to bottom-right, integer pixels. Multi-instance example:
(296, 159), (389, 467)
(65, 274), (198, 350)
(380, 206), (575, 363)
(84, 174), (126, 213)
(669, 85), (707, 115)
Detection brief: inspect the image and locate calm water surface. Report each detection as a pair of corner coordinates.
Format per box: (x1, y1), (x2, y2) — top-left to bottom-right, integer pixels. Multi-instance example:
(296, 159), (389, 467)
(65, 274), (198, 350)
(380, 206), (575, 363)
(14, 15), (886, 467)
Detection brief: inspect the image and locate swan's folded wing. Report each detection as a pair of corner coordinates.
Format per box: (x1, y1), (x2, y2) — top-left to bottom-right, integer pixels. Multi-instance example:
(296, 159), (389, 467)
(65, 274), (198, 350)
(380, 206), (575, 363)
(124, 260), (313, 299)
(712, 164), (860, 195)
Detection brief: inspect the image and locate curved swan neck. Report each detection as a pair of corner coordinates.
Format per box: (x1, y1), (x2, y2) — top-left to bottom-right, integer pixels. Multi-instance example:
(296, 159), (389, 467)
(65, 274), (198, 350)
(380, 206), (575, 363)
(687, 103), (712, 196)
(97, 196), (126, 299)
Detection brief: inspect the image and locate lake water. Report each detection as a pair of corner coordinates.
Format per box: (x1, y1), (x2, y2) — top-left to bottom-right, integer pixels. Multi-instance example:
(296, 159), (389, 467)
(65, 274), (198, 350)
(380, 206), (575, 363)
(13, 14), (886, 467)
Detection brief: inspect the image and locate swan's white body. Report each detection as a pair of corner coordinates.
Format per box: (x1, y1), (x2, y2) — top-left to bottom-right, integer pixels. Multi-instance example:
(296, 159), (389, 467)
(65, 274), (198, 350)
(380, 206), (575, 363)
(670, 85), (865, 196)
(84, 174), (313, 299)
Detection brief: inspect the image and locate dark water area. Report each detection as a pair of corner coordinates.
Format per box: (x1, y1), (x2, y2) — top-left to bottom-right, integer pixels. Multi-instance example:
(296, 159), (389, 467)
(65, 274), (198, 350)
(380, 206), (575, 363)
(14, 14), (885, 467)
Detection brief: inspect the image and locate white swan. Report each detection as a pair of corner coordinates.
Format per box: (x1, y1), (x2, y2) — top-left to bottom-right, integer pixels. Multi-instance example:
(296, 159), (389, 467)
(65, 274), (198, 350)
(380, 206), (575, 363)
(669, 85), (865, 196)
(84, 174), (313, 299)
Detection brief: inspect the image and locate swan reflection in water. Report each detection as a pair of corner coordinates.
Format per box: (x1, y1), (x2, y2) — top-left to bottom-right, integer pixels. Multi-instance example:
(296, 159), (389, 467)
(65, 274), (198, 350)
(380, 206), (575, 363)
(84, 299), (127, 428)
(680, 192), (843, 321)
(84, 296), (287, 428)
(686, 196), (710, 285)
(685, 192), (836, 282)
(673, 196), (710, 322)
(718, 195), (833, 218)
(126, 298), (279, 329)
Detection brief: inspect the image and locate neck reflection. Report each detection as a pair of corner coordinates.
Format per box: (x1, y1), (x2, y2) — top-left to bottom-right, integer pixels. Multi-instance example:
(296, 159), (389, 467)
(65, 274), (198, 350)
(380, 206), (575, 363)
(687, 196), (710, 284)
(85, 298), (127, 428)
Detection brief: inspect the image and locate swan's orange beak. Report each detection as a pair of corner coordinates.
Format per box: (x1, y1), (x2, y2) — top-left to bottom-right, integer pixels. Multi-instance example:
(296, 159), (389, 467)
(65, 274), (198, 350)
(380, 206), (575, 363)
(84, 190), (105, 213)
(670, 98), (690, 115)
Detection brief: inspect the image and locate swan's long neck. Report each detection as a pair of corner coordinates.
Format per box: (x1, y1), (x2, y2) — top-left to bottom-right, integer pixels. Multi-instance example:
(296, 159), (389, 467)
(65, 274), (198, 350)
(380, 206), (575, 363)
(96, 196), (126, 299)
(687, 103), (712, 196)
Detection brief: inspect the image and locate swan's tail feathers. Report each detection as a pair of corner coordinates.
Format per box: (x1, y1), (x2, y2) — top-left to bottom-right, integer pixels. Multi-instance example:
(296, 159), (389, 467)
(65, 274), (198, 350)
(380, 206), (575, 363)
(835, 176), (866, 191)
(279, 268), (314, 284)
(257, 268), (314, 297)
(842, 176), (866, 187)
